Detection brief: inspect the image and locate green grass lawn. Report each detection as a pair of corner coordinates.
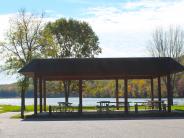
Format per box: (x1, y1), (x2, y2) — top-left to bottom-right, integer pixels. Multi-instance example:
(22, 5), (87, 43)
(172, 105), (184, 111)
(0, 105), (20, 113)
(0, 104), (184, 119)
(1, 104), (184, 114)
(0, 105), (38, 114)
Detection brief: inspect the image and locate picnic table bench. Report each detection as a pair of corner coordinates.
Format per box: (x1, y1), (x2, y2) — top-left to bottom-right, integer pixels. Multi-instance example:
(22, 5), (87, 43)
(58, 102), (74, 112)
(49, 102), (74, 113)
(96, 101), (130, 112)
(134, 100), (167, 112)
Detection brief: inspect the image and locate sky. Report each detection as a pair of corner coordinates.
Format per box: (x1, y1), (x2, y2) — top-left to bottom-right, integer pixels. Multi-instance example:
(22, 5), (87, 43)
(0, 0), (184, 84)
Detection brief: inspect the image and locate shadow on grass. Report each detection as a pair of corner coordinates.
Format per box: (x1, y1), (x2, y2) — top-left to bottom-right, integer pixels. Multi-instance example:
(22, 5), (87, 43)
(22, 111), (184, 122)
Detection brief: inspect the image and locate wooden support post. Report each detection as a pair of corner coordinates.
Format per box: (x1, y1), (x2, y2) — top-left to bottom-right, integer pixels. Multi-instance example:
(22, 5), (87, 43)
(167, 74), (171, 112)
(34, 77), (38, 115)
(43, 80), (46, 112)
(158, 77), (162, 111)
(151, 78), (154, 109)
(39, 77), (42, 113)
(79, 80), (83, 113)
(115, 79), (119, 110)
(49, 105), (52, 116)
(124, 78), (128, 113)
(151, 78), (154, 101)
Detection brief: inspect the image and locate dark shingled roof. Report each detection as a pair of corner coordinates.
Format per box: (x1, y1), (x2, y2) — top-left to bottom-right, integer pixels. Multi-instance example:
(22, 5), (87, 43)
(19, 57), (184, 80)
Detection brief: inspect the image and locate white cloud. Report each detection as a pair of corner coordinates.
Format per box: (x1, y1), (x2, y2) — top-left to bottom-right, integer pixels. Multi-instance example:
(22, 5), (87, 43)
(0, 71), (17, 84)
(83, 0), (184, 57)
(0, 14), (14, 41)
(121, 0), (175, 10)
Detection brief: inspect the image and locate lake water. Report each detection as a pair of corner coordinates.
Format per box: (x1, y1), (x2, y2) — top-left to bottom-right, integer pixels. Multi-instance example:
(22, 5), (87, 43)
(0, 98), (184, 106)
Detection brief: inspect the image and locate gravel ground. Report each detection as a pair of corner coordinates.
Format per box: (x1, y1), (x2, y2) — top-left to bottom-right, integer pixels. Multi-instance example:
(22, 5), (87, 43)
(0, 112), (184, 138)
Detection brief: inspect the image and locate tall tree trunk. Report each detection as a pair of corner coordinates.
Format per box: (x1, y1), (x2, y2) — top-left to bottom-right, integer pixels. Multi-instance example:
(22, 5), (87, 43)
(21, 85), (25, 118)
(163, 75), (175, 105)
(63, 80), (71, 103)
(20, 77), (28, 118)
(170, 85), (174, 105)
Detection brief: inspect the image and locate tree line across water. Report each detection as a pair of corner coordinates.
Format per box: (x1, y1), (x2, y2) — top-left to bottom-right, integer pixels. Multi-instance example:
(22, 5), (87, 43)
(1, 77), (184, 98)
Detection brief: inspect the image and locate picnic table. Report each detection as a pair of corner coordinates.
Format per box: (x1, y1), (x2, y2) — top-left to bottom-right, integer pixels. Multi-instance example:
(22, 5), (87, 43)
(58, 102), (73, 112)
(97, 101), (111, 112)
(96, 101), (131, 112)
(146, 100), (165, 109)
(134, 100), (166, 112)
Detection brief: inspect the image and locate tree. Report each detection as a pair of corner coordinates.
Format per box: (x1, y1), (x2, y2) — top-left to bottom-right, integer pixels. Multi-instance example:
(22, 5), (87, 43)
(147, 26), (184, 103)
(40, 18), (101, 102)
(0, 9), (44, 118)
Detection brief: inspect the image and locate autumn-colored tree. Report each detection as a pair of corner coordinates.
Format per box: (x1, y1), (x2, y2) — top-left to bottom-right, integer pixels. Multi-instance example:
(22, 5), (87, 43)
(0, 9), (44, 118)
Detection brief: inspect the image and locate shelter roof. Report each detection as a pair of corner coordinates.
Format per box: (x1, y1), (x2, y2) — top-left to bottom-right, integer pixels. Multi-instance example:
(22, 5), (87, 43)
(19, 57), (184, 80)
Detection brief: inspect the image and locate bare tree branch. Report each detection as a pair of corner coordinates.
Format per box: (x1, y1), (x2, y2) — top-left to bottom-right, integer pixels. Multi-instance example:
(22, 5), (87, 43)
(147, 26), (184, 100)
